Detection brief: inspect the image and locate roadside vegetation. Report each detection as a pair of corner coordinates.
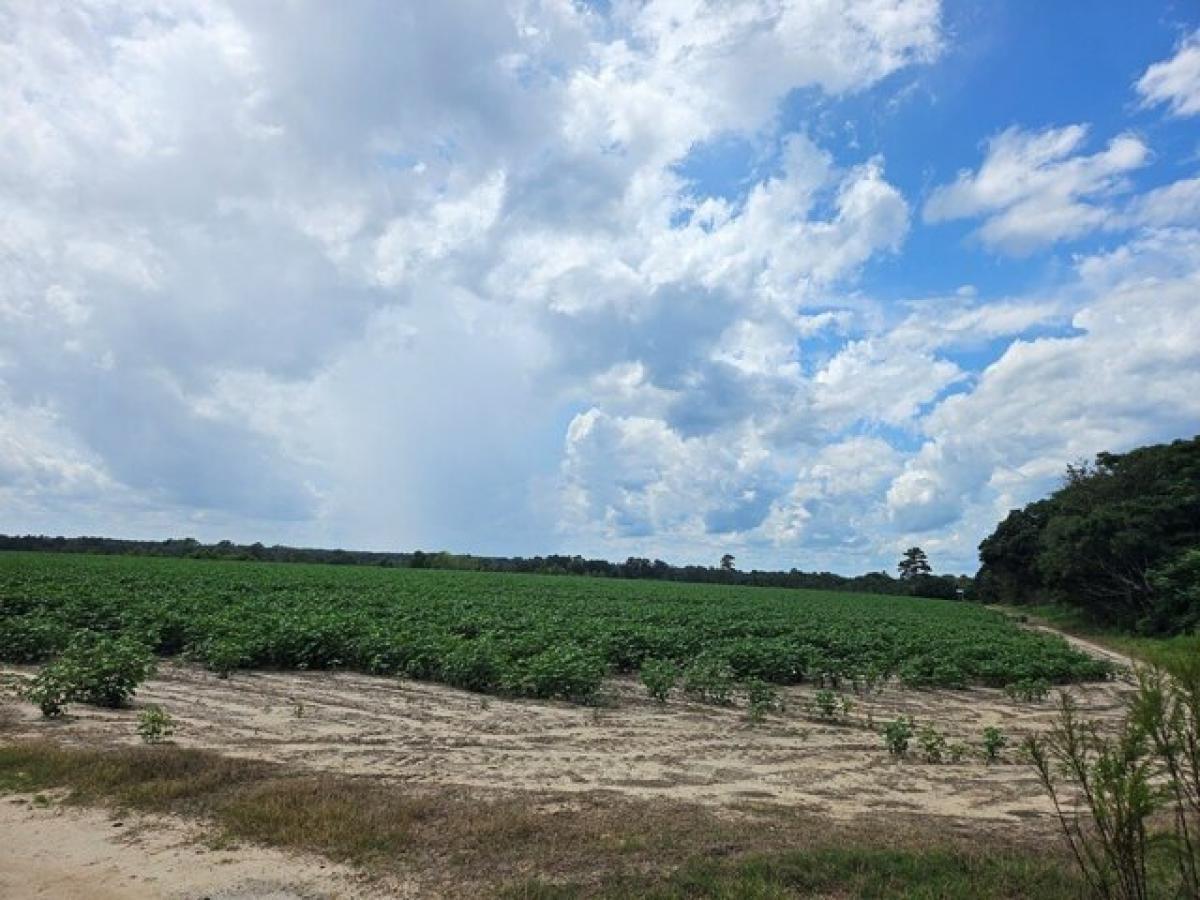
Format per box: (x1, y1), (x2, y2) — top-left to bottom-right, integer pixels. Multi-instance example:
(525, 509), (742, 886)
(0, 738), (1081, 898)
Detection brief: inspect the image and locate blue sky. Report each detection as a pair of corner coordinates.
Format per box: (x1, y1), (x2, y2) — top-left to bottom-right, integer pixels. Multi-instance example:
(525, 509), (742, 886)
(2, 1), (1199, 574)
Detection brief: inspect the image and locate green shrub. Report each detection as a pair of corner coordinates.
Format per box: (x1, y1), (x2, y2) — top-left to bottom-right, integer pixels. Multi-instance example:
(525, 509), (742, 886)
(682, 657), (736, 705)
(982, 726), (1008, 762)
(884, 717), (915, 758)
(1004, 678), (1050, 703)
(918, 724), (947, 763)
(812, 689), (853, 721)
(503, 646), (605, 701)
(743, 678), (783, 722)
(639, 658), (678, 703)
(136, 705), (175, 744)
(21, 632), (156, 716)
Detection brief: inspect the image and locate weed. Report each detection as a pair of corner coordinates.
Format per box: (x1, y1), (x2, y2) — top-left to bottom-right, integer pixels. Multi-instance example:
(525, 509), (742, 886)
(136, 705), (175, 744)
(982, 726), (1008, 763)
(884, 717), (915, 758)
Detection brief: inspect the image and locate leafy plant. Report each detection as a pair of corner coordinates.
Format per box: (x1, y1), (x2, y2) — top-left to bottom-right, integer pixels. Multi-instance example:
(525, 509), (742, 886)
(682, 657), (736, 705)
(884, 717), (915, 758)
(640, 658), (678, 703)
(982, 726), (1008, 763)
(812, 689), (854, 722)
(1005, 678), (1051, 703)
(1026, 694), (1159, 900)
(22, 632), (156, 716)
(743, 678), (783, 723)
(136, 705), (175, 743)
(918, 724), (947, 763)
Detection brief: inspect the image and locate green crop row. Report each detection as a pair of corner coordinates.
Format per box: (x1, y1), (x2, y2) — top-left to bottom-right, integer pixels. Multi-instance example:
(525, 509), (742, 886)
(0, 552), (1113, 702)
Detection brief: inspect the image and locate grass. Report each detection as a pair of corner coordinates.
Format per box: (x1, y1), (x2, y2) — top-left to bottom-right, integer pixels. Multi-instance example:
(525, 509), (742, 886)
(0, 738), (1085, 898)
(505, 849), (1083, 898)
(998, 603), (1200, 674)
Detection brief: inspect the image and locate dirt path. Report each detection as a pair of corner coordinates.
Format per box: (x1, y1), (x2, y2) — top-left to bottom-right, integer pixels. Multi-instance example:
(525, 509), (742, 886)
(0, 793), (397, 900)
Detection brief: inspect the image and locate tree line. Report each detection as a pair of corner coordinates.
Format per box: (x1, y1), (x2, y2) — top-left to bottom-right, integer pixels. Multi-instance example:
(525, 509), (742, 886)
(0, 534), (968, 599)
(975, 435), (1199, 635)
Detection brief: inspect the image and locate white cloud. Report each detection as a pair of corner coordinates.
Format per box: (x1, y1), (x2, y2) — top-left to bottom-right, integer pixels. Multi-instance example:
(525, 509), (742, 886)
(924, 124), (1150, 253)
(1136, 28), (1200, 117)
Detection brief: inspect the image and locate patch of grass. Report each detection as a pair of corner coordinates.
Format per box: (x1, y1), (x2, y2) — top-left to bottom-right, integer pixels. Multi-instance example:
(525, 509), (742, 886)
(505, 848), (1084, 899)
(999, 603), (1200, 675)
(0, 739), (1082, 897)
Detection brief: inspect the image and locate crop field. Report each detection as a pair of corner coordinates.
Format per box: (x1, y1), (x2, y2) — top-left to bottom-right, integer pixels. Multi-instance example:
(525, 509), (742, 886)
(0, 552), (1110, 700)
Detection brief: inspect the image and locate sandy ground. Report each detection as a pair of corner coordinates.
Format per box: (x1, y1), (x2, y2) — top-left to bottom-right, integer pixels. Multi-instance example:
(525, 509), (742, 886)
(0, 628), (1135, 898)
(0, 793), (394, 900)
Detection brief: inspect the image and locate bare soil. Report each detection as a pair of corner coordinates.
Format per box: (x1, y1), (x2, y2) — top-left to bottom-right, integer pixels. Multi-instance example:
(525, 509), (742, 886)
(0, 629), (1134, 897)
(0, 792), (392, 899)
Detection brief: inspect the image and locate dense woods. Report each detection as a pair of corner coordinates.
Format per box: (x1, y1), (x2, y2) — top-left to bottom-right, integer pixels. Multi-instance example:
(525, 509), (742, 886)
(976, 436), (1200, 634)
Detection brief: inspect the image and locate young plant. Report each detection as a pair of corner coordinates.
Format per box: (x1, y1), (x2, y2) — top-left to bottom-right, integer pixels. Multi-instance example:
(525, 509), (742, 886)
(982, 726), (1008, 763)
(682, 657), (736, 706)
(136, 705), (175, 744)
(812, 689), (853, 721)
(918, 724), (947, 763)
(640, 658), (678, 704)
(1005, 678), (1051, 703)
(884, 716), (915, 758)
(743, 678), (783, 723)
(22, 632), (156, 716)
(947, 741), (969, 764)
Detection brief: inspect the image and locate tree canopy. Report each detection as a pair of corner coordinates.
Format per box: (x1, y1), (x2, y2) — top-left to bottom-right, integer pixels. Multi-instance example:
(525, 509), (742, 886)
(976, 436), (1200, 634)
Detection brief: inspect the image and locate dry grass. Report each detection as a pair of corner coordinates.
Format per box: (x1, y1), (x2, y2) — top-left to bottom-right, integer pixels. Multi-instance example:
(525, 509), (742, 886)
(0, 738), (1080, 897)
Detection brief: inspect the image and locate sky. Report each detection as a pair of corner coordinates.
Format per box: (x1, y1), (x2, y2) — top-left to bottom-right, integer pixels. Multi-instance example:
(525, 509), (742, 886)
(2, 1), (1199, 575)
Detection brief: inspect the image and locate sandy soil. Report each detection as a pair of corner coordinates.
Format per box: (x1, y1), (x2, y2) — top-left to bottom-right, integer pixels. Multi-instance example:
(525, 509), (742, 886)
(0, 628), (1136, 897)
(0, 640), (1135, 825)
(0, 792), (395, 900)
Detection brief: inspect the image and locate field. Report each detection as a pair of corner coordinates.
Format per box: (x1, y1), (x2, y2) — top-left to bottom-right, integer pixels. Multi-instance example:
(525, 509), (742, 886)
(0, 552), (1135, 897)
(0, 552), (1110, 700)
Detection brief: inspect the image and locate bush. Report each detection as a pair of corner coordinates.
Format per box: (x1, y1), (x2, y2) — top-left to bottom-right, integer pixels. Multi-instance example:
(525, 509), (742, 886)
(502, 646), (605, 701)
(21, 632), (156, 716)
(918, 724), (947, 763)
(743, 678), (783, 722)
(884, 717), (915, 758)
(682, 657), (736, 705)
(1004, 678), (1051, 703)
(982, 726), (1008, 762)
(812, 689), (853, 721)
(640, 658), (678, 703)
(136, 705), (175, 743)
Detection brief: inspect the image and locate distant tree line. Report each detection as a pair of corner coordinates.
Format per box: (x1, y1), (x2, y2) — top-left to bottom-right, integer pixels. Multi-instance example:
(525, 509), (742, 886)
(0, 534), (969, 599)
(975, 435), (1200, 635)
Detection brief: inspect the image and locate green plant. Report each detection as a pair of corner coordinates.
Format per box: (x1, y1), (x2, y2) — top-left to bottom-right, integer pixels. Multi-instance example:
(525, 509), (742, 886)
(743, 678), (783, 723)
(884, 717), (915, 758)
(947, 742), (969, 764)
(682, 657), (735, 705)
(982, 726), (1008, 763)
(1004, 678), (1051, 703)
(812, 689), (853, 721)
(21, 632), (156, 716)
(1026, 694), (1160, 900)
(136, 705), (175, 744)
(640, 658), (678, 704)
(21, 667), (72, 717)
(918, 724), (947, 763)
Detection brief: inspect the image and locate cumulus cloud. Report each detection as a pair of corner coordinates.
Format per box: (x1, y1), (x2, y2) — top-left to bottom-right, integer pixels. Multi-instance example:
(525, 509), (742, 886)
(886, 234), (1200, 549)
(923, 124), (1149, 253)
(1136, 28), (1200, 117)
